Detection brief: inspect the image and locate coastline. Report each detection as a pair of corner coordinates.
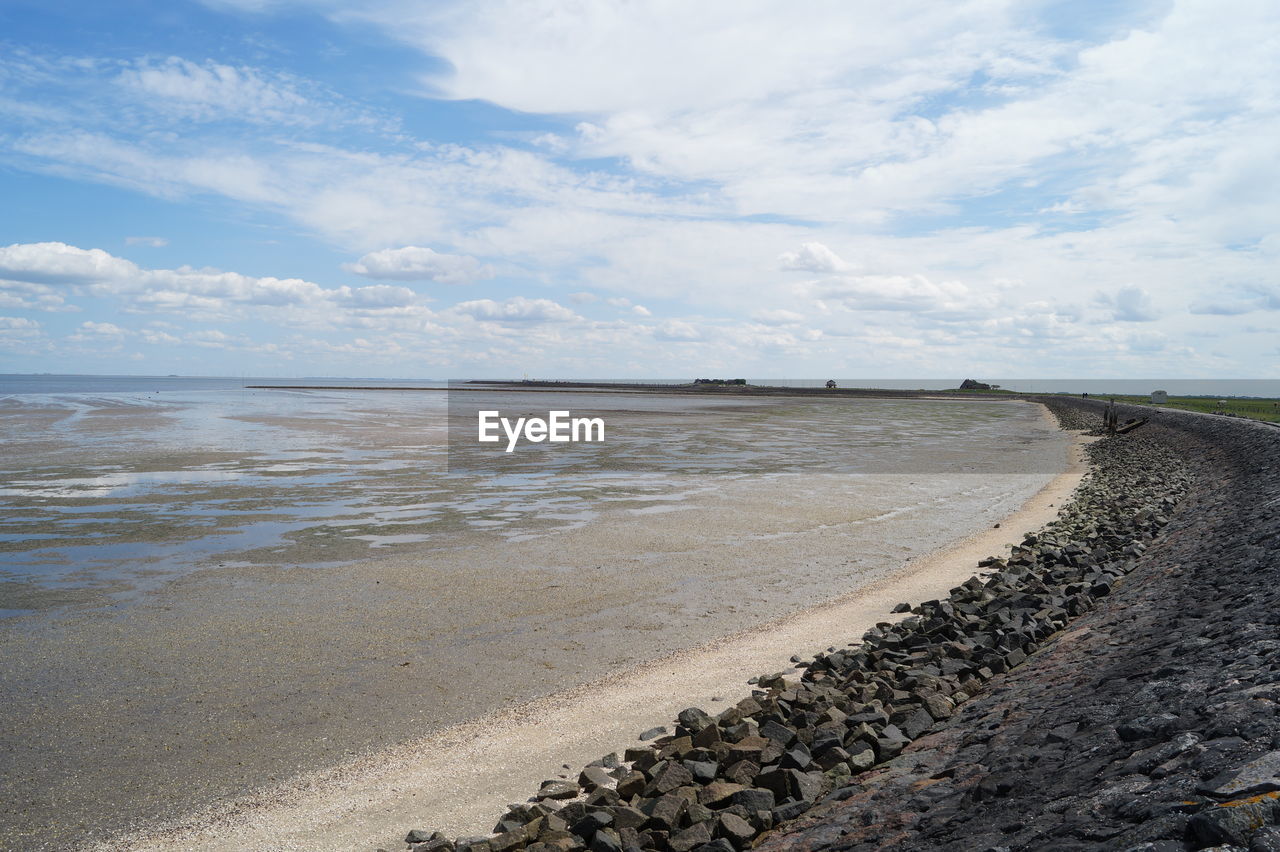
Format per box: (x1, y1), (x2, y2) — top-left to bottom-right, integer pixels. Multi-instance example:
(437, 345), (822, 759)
(99, 408), (1091, 852)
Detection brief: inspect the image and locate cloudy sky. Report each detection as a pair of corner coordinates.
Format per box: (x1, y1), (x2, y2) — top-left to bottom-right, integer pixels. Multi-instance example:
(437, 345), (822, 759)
(1, 0), (1276, 379)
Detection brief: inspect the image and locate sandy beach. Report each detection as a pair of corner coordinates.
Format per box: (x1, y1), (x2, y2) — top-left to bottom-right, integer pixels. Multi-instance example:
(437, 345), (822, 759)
(75, 413), (1089, 852)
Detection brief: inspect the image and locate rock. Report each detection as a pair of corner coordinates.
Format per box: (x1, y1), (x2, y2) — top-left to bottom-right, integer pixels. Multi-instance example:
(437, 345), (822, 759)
(678, 707), (715, 734)
(487, 831), (524, 852)
(900, 707), (936, 739)
(717, 812), (756, 847)
(645, 761), (695, 796)
(758, 719), (795, 746)
(779, 744), (812, 771)
(1117, 713), (1179, 742)
(417, 840), (456, 852)
(730, 788), (775, 813)
(892, 602), (912, 613)
(1189, 802), (1276, 847)
(589, 827), (622, 852)
(615, 770), (645, 799)
(455, 840), (492, 852)
(571, 810), (613, 839)
(579, 766), (615, 792)
(1200, 751), (1280, 799)
(639, 726), (668, 741)
(537, 780), (579, 800)
(406, 829), (441, 844)
(724, 759), (760, 786)
(668, 820), (714, 852)
(683, 759), (718, 784)
(645, 793), (687, 832)
(772, 800), (812, 822)
(1252, 826), (1280, 851)
(698, 780), (745, 807)
(916, 689), (955, 720)
(695, 840), (736, 852)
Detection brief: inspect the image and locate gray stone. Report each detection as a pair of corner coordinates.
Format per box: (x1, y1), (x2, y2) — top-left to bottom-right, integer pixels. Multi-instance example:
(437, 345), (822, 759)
(717, 811), (755, 846)
(488, 831), (524, 852)
(639, 726), (668, 741)
(682, 759), (718, 784)
(669, 820), (713, 852)
(645, 761), (694, 796)
(1190, 803), (1275, 847)
(537, 780), (580, 800)
(1252, 826), (1280, 852)
(406, 829), (441, 844)
(615, 770), (646, 799)
(589, 827), (622, 852)
(730, 788), (775, 812)
(579, 765), (615, 792)
(678, 707), (715, 734)
(1200, 751), (1280, 800)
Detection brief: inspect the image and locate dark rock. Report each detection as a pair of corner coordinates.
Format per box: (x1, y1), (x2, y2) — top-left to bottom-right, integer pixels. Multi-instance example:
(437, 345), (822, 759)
(669, 820), (714, 852)
(1190, 802), (1275, 847)
(1252, 826), (1280, 852)
(645, 761), (695, 796)
(730, 788), (775, 813)
(579, 765), (615, 792)
(589, 827), (622, 852)
(537, 780), (580, 800)
(682, 759), (718, 784)
(639, 726), (668, 741)
(1200, 751), (1280, 800)
(487, 830), (524, 852)
(678, 708), (715, 734)
(406, 829), (441, 844)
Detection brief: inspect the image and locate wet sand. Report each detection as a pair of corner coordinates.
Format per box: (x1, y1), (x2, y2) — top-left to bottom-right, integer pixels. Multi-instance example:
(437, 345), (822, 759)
(64, 422), (1089, 852)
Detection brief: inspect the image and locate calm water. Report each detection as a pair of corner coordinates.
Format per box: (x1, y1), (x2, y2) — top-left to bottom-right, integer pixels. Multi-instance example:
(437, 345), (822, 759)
(2, 375), (1060, 617)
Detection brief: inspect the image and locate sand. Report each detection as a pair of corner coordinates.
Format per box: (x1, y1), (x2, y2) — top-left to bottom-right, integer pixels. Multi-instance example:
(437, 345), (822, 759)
(96, 424), (1092, 852)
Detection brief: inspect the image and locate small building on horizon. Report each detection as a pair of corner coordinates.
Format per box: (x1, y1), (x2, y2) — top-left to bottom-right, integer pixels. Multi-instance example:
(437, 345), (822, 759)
(1151, 390), (1168, 403)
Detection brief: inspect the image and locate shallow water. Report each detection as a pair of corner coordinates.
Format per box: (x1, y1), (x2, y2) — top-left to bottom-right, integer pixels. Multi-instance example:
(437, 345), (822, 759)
(1, 385), (1055, 614)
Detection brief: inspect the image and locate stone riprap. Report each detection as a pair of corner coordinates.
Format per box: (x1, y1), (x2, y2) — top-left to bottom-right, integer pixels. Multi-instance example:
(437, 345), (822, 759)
(397, 398), (1278, 852)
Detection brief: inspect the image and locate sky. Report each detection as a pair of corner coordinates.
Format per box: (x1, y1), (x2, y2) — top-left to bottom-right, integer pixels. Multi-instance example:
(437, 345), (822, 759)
(0, 0), (1277, 379)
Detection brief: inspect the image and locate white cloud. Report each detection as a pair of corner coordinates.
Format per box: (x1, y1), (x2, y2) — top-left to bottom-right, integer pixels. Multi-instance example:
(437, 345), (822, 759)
(753, 309), (804, 326)
(0, 279), (76, 312)
(0, 316), (41, 332)
(1095, 284), (1159, 322)
(451, 296), (579, 323)
(79, 320), (127, 335)
(125, 236), (169, 247)
(0, 242), (432, 326)
(344, 246), (491, 284)
(117, 57), (310, 123)
(806, 273), (973, 313)
(779, 242), (850, 274)
(654, 320), (702, 341)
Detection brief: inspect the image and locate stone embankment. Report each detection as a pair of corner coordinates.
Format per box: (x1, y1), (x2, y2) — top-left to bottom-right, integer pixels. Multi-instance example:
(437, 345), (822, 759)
(396, 398), (1280, 852)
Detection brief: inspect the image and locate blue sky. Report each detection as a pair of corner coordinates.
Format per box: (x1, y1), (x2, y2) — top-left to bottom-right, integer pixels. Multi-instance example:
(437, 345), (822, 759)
(1, 0), (1277, 378)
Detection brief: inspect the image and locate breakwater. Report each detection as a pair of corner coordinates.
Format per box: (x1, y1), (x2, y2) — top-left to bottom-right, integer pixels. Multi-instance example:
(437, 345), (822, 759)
(394, 397), (1278, 852)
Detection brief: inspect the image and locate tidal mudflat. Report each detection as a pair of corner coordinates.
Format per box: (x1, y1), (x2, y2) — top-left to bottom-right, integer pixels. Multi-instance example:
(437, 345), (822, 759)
(0, 383), (1070, 850)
